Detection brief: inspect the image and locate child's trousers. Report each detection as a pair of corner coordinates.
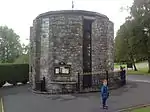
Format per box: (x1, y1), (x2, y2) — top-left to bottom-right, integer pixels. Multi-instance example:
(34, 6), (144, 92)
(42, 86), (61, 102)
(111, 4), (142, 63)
(102, 98), (107, 107)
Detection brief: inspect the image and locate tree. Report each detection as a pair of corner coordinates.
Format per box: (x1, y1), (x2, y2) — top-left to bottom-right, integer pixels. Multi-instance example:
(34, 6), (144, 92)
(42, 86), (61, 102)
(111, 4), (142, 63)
(0, 26), (23, 63)
(14, 44), (29, 64)
(14, 54), (29, 64)
(22, 44), (29, 54)
(116, 0), (150, 72)
(115, 20), (138, 71)
(130, 0), (150, 72)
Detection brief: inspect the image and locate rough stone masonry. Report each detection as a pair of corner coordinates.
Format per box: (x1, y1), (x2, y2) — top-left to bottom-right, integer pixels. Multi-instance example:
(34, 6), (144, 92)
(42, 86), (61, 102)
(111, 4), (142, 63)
(29, 10), (116, 93)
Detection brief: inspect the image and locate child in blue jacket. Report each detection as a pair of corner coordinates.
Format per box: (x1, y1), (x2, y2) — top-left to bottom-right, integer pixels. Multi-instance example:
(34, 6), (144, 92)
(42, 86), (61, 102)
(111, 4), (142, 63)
(101, 79), (109, 109)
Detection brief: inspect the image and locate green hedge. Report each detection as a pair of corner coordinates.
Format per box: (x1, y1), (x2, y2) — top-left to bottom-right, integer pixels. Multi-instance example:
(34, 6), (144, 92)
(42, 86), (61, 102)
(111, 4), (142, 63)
(0, 64), (29, 87)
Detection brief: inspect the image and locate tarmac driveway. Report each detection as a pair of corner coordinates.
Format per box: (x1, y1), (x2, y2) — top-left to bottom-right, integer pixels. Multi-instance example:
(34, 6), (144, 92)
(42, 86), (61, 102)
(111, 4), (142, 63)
(1, 79), (150, 112)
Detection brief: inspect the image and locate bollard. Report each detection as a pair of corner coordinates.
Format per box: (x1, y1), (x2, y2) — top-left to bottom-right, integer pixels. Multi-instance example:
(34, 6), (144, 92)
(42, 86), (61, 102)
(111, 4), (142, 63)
(41, 77), (46, 92)
(77, 72), (80, 92)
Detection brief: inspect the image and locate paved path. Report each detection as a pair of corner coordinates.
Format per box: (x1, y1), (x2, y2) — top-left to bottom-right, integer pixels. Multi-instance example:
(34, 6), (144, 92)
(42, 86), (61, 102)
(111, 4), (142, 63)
(1, 75), (150, 112)
(127, 75), (150, 83)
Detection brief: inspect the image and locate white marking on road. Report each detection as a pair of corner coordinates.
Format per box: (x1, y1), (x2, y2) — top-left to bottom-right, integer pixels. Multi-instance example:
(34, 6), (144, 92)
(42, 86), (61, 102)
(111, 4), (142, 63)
(1, 98), (4, 112)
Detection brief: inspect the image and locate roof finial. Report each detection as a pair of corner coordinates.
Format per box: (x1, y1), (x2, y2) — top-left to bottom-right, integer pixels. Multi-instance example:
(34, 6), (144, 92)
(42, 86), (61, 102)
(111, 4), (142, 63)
(72, 0), (74, 10)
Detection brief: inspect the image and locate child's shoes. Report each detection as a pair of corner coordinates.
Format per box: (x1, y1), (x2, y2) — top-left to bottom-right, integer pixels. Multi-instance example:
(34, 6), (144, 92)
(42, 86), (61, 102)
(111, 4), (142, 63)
(103, 106), (108, 109)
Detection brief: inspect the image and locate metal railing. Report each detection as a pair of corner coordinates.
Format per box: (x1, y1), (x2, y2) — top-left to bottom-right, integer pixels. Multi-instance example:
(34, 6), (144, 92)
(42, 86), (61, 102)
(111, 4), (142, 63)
(77, 70), (125, 92)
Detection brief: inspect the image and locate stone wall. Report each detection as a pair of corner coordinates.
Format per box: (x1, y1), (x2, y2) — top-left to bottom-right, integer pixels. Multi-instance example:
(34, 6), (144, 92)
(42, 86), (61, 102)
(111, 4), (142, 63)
(107, 21), (114, 71)
(30, 19), (38, 89)
(29, 27), (33, 85)
(40, 18), (51, 90)
(91, 17), (114, 73)
(50, 15), (83, 81)
(30, 10), (115, 93)
(92, 17), (110, 73)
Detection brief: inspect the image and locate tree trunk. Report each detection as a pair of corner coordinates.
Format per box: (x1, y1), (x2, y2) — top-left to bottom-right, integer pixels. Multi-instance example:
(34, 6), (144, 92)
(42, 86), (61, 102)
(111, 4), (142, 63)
(130, 56), (138, 71)
(133, 62), (138, 71)
(148, 57), (150, 73)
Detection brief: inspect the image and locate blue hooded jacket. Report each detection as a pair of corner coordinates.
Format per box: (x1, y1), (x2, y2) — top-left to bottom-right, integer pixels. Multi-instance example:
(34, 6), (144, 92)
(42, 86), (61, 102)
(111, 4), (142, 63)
(101, 85), (109, 99)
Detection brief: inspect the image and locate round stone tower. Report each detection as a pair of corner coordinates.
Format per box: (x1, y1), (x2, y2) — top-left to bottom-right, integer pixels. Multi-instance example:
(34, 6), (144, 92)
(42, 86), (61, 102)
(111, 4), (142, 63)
(29, 10), (114, 93)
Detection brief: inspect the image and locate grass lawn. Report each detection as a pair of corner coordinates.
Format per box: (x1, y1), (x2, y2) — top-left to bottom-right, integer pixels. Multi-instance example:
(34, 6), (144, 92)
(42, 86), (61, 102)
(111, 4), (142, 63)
(114, 61), (150, 75)
(114, 63), (127, 69)
(130, 106), (150, 112)
(127, 68), (150, 75)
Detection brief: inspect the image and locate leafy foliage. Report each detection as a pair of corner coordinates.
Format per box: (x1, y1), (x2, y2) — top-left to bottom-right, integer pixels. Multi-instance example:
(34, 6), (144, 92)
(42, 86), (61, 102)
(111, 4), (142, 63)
(14, 54), (29, 64)
(0, 26), (23, 63)
(130, 0), (150, 72)
(115, 0), (150, 72)
(14, 44), (29, 64)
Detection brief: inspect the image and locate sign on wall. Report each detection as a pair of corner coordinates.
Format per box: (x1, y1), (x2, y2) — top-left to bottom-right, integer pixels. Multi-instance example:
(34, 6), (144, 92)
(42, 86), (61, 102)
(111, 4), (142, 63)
(54, 62), (71, 75)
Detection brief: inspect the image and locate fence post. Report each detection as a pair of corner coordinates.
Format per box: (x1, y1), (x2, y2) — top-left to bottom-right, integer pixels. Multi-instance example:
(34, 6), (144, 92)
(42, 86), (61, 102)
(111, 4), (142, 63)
(106, 70), (109, 86)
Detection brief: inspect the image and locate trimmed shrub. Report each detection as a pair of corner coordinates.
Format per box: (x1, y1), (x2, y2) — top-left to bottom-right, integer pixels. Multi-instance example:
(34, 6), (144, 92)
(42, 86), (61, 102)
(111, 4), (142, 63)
(0, 64), (29, 86)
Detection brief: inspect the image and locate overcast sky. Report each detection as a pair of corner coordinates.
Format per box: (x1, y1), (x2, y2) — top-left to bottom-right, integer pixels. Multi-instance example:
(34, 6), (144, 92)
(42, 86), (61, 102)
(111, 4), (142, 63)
(0, 0), (133, 45)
